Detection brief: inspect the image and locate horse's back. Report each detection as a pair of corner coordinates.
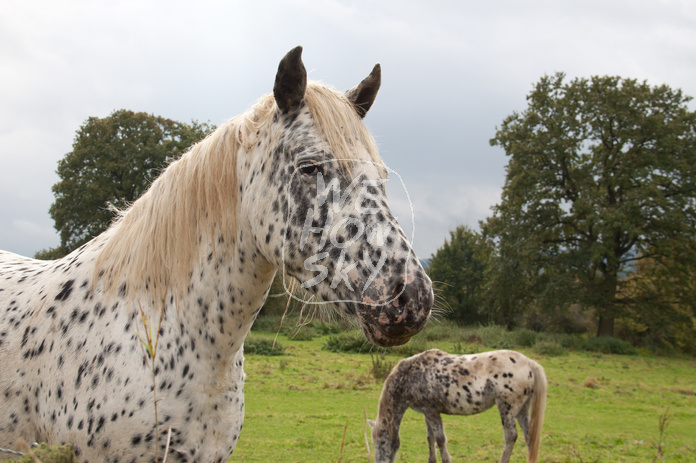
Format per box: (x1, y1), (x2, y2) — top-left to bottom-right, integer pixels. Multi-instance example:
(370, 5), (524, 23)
(402, 349), (538, 416)
(0, 248), (85, 324)
(453, 349), (537, 383)
(0, 249), (49, 277)
(0, 249), (69, 287)
(0, 249), (54, 334)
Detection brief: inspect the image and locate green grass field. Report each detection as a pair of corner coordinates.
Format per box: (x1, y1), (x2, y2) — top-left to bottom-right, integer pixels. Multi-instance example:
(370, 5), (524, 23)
(229, 327), (695, 463)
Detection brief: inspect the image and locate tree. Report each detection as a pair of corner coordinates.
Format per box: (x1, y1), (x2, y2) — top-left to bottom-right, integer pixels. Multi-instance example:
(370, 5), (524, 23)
(38, 110), (213, 258)
(617, 244), (696, 354)
(485, 73), (696, 337)
(427, 226), (492, 324)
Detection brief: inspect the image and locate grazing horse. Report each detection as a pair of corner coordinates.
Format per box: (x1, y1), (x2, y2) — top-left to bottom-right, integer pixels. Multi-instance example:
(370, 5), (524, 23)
(369, 349), (547, 463)
(0, 46), (433, 462)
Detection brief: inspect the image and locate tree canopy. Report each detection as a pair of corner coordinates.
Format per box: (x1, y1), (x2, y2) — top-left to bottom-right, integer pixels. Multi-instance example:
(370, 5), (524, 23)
(484, 73), (696, 337)
(37, 110), (213, 258)
(427, 226), (491, 324)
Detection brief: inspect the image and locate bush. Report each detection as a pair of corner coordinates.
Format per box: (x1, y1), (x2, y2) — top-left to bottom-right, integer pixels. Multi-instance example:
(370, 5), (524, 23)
(322, 331), (430, 356)
(556, 333), (585, 350)
(416, 320), (463, 342)
(315, 319), (348, 335)
(316, 321), (642, 357)
(323, 331), (381, 354)
(283, 325), (320, 341)
(467, 325), (513, 349)
(536, 331), (585, 351)
(369, 354), (396, 382)
(616, 314), (696, 356)
(283, 318), (348, 339)
(451, 341), (484, 355)
(583, 336), (637, 355)
(513, 328), (538, 347)
(534, 339), (569, 356)
(251, 315), (284, 333)
(252, 314), (348, 338)
(392, 338), (429, 357)
(244, 336), (286, 356)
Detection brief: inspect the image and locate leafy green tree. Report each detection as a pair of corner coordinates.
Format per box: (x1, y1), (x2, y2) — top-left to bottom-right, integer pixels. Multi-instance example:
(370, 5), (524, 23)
(37, 110), (213, 258)
(428, 226), (492, 324)
(618, 246), (696, 354)
(485, 73), (696, 337)
(480, 238), (534, 329)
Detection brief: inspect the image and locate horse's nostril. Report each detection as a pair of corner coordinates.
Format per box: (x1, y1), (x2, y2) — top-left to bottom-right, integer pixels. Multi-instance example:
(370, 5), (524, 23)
(393, 283), (408, 308)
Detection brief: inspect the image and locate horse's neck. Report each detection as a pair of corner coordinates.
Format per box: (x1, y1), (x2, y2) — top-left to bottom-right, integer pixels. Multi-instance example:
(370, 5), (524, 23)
(178, 232), (275, 344)
(377, 377), (408, 435)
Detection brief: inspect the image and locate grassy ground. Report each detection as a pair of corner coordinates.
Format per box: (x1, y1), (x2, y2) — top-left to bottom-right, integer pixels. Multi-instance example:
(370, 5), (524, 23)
(229, 325), (696, 463)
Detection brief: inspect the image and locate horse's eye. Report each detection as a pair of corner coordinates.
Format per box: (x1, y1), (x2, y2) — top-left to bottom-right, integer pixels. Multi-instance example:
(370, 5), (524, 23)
(299, 162), (322, 177)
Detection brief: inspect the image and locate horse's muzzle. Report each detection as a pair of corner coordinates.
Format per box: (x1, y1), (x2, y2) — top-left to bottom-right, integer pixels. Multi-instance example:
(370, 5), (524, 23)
(358, 274), (433, 347)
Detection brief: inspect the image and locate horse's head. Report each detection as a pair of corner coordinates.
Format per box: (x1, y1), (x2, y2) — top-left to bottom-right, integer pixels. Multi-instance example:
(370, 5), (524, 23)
(367, 418), (399, 463)
(246, 46), (432, 347)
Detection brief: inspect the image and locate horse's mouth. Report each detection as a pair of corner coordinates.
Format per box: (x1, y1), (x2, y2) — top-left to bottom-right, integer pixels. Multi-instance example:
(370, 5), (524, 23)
(358, 315), (416, 347)
(355, 293), (431, 347)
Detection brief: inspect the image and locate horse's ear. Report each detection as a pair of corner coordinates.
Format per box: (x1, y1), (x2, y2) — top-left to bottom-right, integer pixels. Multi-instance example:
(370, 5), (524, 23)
(274, 46), (308, 114)
(367, 419), (376, 429)
(345, 63), (381, 118)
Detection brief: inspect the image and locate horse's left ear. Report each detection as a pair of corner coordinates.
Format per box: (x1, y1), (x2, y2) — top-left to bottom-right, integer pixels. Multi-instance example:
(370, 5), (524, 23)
(345, 63), (381, 118)
(367, 419), (376, 429)
(274, 46), (308, 114)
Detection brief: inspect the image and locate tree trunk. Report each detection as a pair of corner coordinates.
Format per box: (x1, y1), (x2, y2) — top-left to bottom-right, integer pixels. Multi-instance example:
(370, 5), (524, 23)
(596, 314), (615, 337)
(596, 257), (619, 338)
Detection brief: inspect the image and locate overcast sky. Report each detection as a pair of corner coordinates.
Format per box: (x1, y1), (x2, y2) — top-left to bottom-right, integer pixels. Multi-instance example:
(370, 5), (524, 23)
(2, 0), (695, 260)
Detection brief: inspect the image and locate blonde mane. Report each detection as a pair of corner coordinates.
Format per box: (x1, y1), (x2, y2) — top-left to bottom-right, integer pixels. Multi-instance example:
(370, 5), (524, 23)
(94, 82), (384, 306)
(303, 83), (383, 172)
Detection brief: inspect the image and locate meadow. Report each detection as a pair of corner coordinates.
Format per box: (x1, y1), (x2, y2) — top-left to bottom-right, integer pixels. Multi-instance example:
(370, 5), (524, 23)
(229, 319), (696, 463)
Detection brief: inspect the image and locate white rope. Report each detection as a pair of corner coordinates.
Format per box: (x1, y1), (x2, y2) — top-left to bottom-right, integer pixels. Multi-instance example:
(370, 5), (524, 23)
(0, 446), (24, 456)
(0, 441), (38, 456)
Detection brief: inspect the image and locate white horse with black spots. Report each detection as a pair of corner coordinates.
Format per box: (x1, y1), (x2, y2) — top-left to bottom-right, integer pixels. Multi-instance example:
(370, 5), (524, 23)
(0, 46), (433, 462)
(369, 349), (547, 463)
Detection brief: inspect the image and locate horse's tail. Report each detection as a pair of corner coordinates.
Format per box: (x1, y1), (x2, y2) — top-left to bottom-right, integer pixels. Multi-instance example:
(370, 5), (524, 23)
(527, 359), (547, 463)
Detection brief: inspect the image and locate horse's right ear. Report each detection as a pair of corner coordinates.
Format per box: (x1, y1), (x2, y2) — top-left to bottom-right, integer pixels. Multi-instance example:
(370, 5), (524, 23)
(274, 46), (307, 114)
(367, 419), (376, 428)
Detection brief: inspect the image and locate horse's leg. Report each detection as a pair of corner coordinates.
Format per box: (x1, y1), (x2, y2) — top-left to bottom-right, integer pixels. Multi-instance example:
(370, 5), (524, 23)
(497, 402), (518, 463)
(424, 414), (438, 463)
(424, 412), (451, 463)
(516, 397), (532, 448)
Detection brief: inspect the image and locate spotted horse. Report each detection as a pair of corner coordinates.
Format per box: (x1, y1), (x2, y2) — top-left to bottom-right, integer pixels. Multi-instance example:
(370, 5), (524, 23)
(0, 46), (433, 462)
(369, 349), (547, 463)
